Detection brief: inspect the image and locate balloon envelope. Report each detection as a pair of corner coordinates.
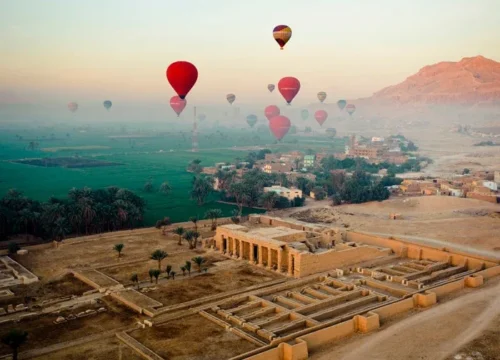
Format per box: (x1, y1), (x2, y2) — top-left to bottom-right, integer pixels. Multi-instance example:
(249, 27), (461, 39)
(170, 96), (187, 117)
(301, 109), (309, 121)
(267, 84), (275, 93)
(273, 25), (292, 50)
(314, 110), (328, 126)
(67, 102), (78, 113)
(246, 114), (258, 128)
(317, 92), (327, 103)
(226, 93), (236, 105)
(269, 115), (291, 141)
(103, 100), (112, 110)
(278, 77), (300, 105)
(166, 61), (198, 100)
(265, 105), (280, 121)
(346, 104), (356, 115)
(337, 100), (347, 111)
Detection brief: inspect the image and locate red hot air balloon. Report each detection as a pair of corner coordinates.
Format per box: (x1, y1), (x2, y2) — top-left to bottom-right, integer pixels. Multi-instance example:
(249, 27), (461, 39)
(269, 115), (291, 141)
(273, 25), (292, 50)
(278, 77), (300, 105)
(67, 102), (78, 113)
(346, 104), (356, 116)
(166, 61), (198, 100)
(170, 96), (187, 117)
(314, 110), (328, 126)
(265, 105), (280, 121)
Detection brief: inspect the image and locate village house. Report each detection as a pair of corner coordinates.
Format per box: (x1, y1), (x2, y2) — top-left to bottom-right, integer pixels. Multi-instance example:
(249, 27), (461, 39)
(303, 155), (315, 168)
(262, 162), (292, 174)
(263, 185), (303, 201)
(287, 172), (316, 183)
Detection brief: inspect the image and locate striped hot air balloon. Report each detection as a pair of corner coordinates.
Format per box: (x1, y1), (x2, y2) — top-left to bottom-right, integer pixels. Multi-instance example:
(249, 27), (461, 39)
(273, 25), (292, 50)
(317, 92), (327, 103)
(268, 84), (275, 93)
(226, 93), (236, 105)
(346, 104), (356, 116)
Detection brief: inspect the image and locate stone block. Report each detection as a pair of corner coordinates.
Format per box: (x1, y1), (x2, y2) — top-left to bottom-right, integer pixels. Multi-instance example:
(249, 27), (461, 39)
(7, 305), (14, 313)
(77, 312), (86, 318)
(0, 308), (6, 316)
(465, 275), (483, 288)
(15, 304), (26, 311)
(137, 321), (146, 329)
(54, 316), (66, 324)
(66, 314), (76, 320)
(97, 307), (107, 313)
(16, 249), (28, 255)
(85, 309), (96, 315)
(144, 320), (153, 327)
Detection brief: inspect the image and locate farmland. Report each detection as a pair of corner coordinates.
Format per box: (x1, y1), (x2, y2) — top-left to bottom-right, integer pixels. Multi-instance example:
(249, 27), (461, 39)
(0, 123), (345, 225)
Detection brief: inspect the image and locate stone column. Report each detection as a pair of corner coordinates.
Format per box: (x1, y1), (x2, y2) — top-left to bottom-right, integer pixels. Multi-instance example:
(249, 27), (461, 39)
(238, 240), (244, 260)
(277, 249), (282, 273)
(249, 242), (254, 263)
(268, 248), (273, 269)
(258, 245), (263, 266)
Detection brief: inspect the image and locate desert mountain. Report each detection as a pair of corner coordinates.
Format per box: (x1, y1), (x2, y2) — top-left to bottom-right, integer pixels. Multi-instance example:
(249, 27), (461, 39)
(372, 56), (500, 105)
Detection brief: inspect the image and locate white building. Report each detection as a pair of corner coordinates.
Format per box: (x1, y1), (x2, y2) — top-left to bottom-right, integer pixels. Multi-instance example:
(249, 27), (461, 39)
(263, 186), (303, 201)
(482, 181), (498, 192)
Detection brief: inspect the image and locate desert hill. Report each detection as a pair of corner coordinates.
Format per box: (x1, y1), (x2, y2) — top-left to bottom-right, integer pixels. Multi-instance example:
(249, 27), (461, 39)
(372, 56), (500, 105)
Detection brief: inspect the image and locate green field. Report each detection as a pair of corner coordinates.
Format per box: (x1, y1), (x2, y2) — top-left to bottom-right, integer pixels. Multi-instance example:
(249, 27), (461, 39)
(0, 124), (345, 225)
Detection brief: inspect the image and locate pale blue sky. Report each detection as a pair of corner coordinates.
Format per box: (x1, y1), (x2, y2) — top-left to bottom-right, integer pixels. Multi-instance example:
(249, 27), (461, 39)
(1, 0), (499, 106)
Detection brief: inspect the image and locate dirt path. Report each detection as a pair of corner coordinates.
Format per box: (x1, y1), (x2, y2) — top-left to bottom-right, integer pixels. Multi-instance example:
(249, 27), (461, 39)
(312, 279), (500, 360)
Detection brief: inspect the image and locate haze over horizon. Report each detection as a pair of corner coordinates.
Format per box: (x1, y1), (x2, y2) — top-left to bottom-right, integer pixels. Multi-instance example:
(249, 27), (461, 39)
(1, 0), (500, 109)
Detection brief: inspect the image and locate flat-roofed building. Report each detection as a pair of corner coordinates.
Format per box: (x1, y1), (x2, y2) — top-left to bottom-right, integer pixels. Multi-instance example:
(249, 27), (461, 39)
(263, 185), (302, 201)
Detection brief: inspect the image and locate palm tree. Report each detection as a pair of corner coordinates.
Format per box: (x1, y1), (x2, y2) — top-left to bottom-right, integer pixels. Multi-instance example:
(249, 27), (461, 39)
(150, 250), (168, 270)
(185, 261), (192, 276)
(183, 230), (195, 249)
(143, 178), (154, 193)
(2, 329), (28, 360)
(192, 256), (206, 273)
(80, 198), (96, 235)
(114, 243), (124, 258)
(192, 231), (200, 249)
(173, 227), (184, 245)
(189, 216), (198, 232)
(170, 271), (176, 280)
(166, 265), (172, 278)
(52, 217), (70, 242)
(180, 266), (186, 276)
(204, 209), (223, 230)
(148, 269), (155, 283)
(152, 269), (161, 284)
(190, 176), (214, 205)
(159, 182), (172, 195)
(130, 273), (139, 289)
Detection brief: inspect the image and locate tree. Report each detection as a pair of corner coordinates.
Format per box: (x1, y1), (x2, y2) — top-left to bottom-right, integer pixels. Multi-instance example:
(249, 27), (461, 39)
(2, 329), (28, 360)
(462, 168), (470, 175)
(183, 230), (195, 249)
(192, 256), (206, 272)
(190, 176), (214, 205)
(260, 192), (279, 211)
(143, 180), (154, 193)
(174, 227), (185, 245)
(230, 209), (240, 224)
(166, 265), (172, 278)
(312, 187), (326, 200)
(8, 242), (20, 255)
(113, 243), (124, 258)
(205, 209), (223, 230)
(180, 266), (186, 276)
(130, 273), (139, 289)
(53, 217), (70, 242)
(187, 159), (203, 174)
(152, 269), (161, 284)
(170, 271), (176, 280)
(159, 182), (172, 195)
(150, 250), (168, 270)
(185, 260), (192, 276)
(192, 231), (200, 249)
(189, 216), (198, 232)
(293, 158), (301, 170)
(230, 182), (249, 216)
(148, 269), (155, 283)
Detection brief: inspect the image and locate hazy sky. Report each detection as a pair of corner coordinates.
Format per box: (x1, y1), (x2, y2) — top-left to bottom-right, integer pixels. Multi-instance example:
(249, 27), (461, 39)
(1, 0), (500, 106)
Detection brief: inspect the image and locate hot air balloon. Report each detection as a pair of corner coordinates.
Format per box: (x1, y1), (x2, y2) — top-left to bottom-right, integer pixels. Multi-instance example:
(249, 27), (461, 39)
(326, 128), (337, 138)
(314, 110), (328, 126)
(197, 114), (206, 122)
(226, 94), (236, 105)
(67, 102), (78, 113)
(166, 61), (198, 100)
(269, 115), (291, 141)
(278, 77), (300, 105)
(346, 104), (356, 116)
(170, 96), (187, 117)
(273, 25), (292, 50)
(246, 114), (258, 128)
(301, 109), (309, 121)
(267, 84), (275, 93)
(265, 105), (280, 121)
(103, 100), (112, 111)
(337, 100), (347, 111)
(317, 92), (327, 103)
